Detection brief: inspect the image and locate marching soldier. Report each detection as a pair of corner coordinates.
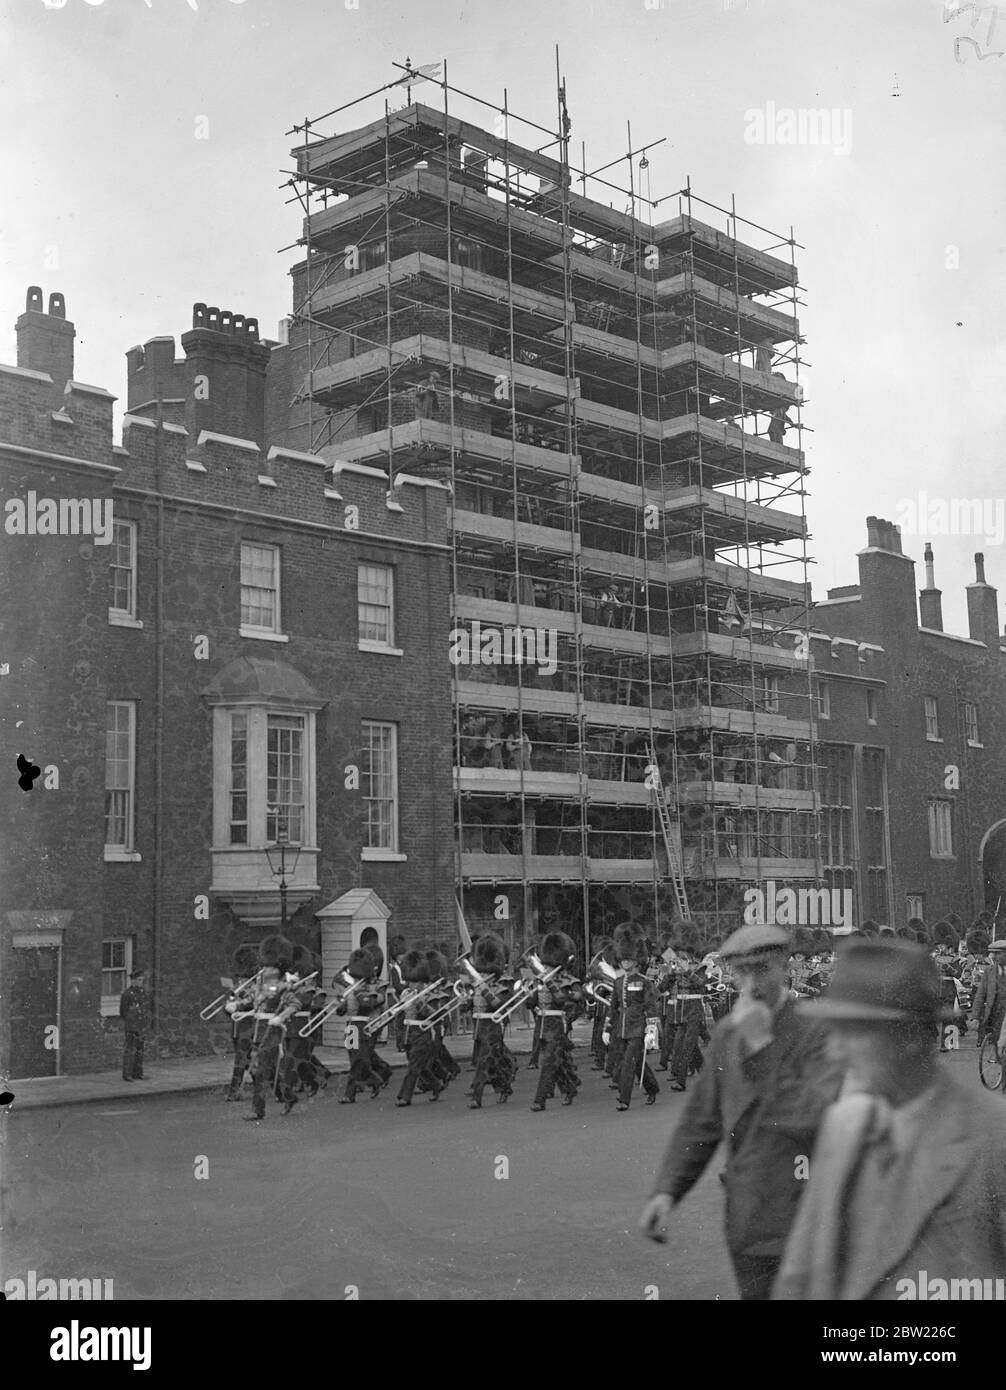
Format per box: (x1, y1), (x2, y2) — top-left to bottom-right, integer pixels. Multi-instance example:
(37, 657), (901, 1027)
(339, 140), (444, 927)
(337, 948), (393, 1103)
(388, 934), (408, 1054)
(396, 949), (449, 1106)
(244, 934), (296, 1123)
(609, 922), (660, 1111)
(587, 937), (616, 1071)
(658, 947), (707, 1093)
(530, 932), (584, 1112)
(224, 947), (260, 1101)
(468, 933), (519, 1108)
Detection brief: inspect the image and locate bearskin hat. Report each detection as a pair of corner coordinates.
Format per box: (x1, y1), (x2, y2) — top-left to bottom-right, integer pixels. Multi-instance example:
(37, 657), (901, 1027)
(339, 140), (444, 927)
(364, 942), (385, 976)
(232, 944), (259, 979)
(400, 949), (430, 984)
(425, 950), (449, 981)
(292, 944), (321, 977)
(932, 920), (956, 947)
(539, 930), (576, 968)
(389, 934), (408, 960)
(474, 931), (507, 974)
(967, 930), (989, 956)
(258, 934), (294, 970)
(612, 921), (646, 966)
(346, 948), (375, 981)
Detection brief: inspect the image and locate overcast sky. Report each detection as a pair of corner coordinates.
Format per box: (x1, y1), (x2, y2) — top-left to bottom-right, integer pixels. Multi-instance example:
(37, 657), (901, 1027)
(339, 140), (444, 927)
(2, 0), (1003, 633)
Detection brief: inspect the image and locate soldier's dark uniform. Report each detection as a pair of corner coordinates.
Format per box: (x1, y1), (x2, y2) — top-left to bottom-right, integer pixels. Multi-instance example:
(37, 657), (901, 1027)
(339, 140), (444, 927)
(468, 933), (518, 1107)
(658, 958), (707, 1092)
(531, 932), (584, 1111)
(119, 972), (148, 1080)
(338, 948), (393, 1103)
(395, 950), (450, 1106)
(609, 923), (660, 1109)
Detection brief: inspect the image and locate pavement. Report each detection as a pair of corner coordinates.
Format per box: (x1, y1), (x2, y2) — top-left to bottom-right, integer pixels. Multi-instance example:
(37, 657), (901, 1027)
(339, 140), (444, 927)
(2, 1033), (995, 1301)
(7, 1020), (565, 1112)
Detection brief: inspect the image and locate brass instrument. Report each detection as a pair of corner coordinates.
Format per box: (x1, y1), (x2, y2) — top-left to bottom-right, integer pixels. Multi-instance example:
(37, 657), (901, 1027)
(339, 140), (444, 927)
(487, 949), (565, 1025)
(457, 953), (490, 991)
(584, 951), (620, 1007)
(417, 978), (471, 1033)
(298, 967), (367, 1038)
(364, 978), (443, 1037)
(200, 968), (266, 1021)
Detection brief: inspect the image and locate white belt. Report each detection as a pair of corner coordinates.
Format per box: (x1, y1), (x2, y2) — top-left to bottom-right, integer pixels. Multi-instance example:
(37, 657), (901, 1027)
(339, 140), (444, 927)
(673, 994), (705, 1001)
(541, 1009), (565, 1017)
(404, 1017), (430, 1027)
(348, 1016), (369, 1024)
(473, 1012), (497, 1019)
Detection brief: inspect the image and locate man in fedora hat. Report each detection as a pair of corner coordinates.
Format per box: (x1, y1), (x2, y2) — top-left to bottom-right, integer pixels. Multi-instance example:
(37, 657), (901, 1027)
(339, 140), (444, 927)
(773, 938), (1006, 1300)
(640, 924), (843, 1300)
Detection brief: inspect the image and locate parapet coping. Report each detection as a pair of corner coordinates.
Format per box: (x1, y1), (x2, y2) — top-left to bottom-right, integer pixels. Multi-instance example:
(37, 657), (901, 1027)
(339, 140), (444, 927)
(918, 627), (987, 648)
(65, 380), (117, 401)
(328, 457), (449, 491)
(0, 362), (53, 383)
(855, 547), (913, 563)
(197, 430), (259, 452)
(122, 413), (187, 435)
(813, 594), (863, 607)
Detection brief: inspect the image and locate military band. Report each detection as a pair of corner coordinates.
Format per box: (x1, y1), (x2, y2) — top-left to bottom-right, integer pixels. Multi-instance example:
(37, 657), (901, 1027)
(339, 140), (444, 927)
(202, 923), (839, 1119)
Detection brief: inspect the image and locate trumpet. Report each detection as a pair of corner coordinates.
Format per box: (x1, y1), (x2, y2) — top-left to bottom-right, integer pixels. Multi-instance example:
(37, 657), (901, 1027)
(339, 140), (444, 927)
(364, 978), (443, 1037)
(417, 978), (472, 1033)
(297, 967), (366, 1038)
(200, 968), (266, 1021)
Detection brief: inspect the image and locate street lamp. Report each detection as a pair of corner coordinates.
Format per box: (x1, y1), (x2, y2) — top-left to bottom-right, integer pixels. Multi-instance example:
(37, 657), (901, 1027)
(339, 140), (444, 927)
(264, 814), (301, 933)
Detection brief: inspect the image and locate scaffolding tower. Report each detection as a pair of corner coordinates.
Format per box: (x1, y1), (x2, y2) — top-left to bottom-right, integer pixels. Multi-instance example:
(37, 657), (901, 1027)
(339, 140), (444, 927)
(282, 60), (821, 961)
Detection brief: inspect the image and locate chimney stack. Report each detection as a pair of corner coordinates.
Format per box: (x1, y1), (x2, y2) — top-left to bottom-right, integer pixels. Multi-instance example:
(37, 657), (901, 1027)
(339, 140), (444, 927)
(858, 515), (916, 629)
(180, 303), (271, 447)
(919, 541), (944, 631)
(16, 287), (75, 399)
(966, 551), (1000, 648)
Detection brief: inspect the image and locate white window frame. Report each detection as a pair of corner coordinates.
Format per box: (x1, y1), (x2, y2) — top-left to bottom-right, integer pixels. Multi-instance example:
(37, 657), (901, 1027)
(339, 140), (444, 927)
(924, 694), (941, 742)
(361, 719), (405, 861)
(357, 562), (402, 655)
(761, 674), (780, 713)
(108, 518), (142, 627)
(906, 894), (924, 921)
(928, 799), (954, 859)
(212, 706), (316, 850)
(816, 681), (831, 721)
(866, 688), (878, 725)
(100, 937), (133, 1016)
(964, 701), (982, 747)
(104, 700), (140, 862)
(239, 542), (288, 642)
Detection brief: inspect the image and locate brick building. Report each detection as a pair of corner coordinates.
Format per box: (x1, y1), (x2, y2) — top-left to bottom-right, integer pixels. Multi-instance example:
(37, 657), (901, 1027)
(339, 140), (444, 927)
(793, 515), (1006, 931)
(1, 288), (454, 1079)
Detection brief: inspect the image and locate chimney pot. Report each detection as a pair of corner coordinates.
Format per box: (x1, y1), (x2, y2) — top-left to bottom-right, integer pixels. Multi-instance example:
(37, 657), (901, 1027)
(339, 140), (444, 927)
(48, 292), (66, 319)
(26, 286), (43, 313)
(976, 552), (987, 585)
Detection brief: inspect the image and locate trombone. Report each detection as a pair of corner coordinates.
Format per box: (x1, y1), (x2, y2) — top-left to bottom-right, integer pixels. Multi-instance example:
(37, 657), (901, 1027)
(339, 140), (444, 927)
(416, 978), (471, 1033)
(364, 978), (443, 1037)
(200, 968), (266, 1021)
(487, 950), (564, 1025)
(298, 968), (366, 1038)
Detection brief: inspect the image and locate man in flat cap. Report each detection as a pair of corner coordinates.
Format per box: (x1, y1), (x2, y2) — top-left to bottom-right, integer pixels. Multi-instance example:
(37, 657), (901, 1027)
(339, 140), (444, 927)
(773, 938), (1006, 1300)
(640, 923), (843, 1300)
